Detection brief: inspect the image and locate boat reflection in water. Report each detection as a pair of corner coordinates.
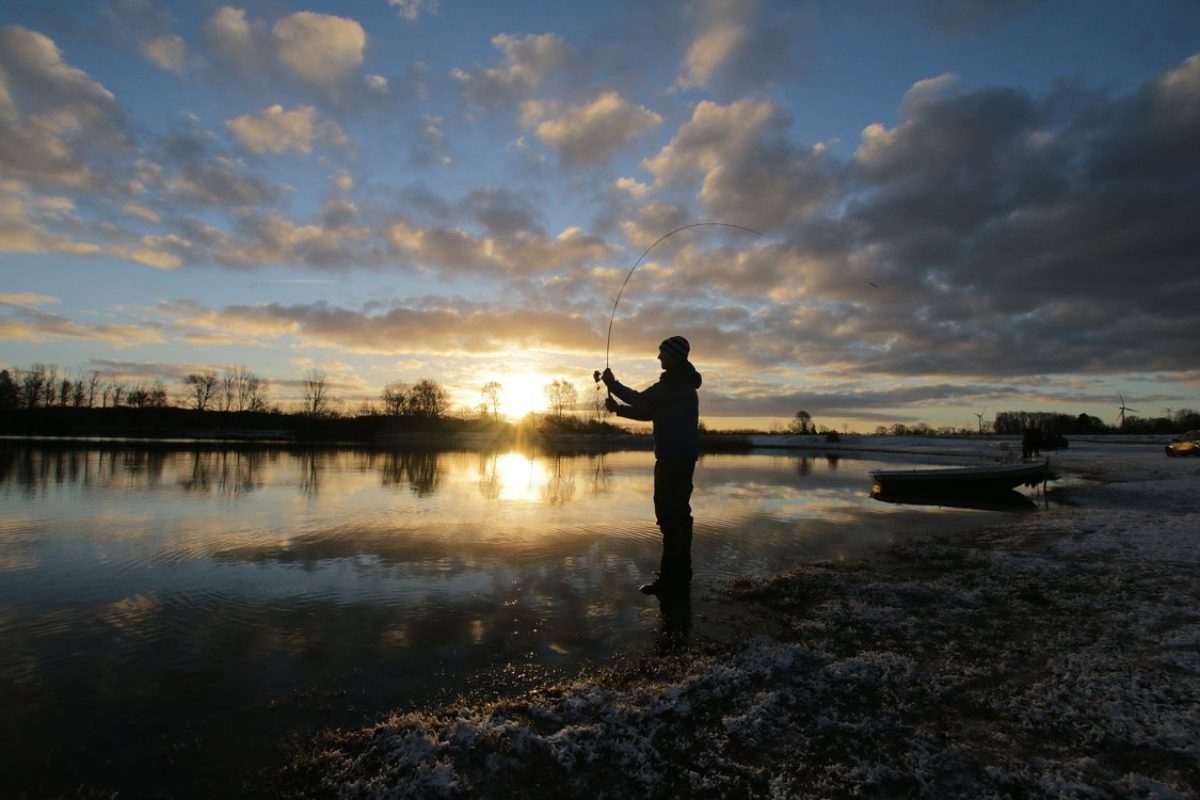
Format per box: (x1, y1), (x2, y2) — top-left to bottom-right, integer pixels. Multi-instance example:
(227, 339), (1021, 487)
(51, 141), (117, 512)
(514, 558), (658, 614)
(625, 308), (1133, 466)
(871, 487), (1039, 511)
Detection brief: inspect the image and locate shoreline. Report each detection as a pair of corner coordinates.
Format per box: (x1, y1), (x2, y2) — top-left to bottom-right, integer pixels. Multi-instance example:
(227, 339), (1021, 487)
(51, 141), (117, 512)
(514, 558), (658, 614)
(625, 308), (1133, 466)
(273, 439), (1199, 798)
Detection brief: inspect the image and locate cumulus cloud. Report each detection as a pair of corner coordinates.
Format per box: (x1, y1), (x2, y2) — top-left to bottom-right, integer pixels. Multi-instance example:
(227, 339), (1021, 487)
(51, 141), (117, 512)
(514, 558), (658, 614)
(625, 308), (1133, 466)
(386, 215), (612, 279)
(100, 0), (189, 74)
(673, 0), (801, 95)
(602, 51), (1200, 389)
(642, 98), (837, 228)
(0, 180), (101, 256)
(0, 25), (128, 190)
(0, 178), (190, 267)
(0, 292), (58, 307)
(272, 12), (365, 92)
(451, 33), (570, 109)
(159, 126), (280, 208)
(520, 91), (662, 167)
(778, 56), (1200, 378)
(389, 0), (442, 21)
(0, 304), (164, 346)
(142, 34), (187, 74)
(613, 177), (652, 198)
(677, 22), (746, 90)
(208, 210), (372, 269)
(123, 203), (161, 223)
(202, 6), (261, 74)
(167, 298), (600, 356)
(202, 7), (365, 97)
(225, 105), (349, 155)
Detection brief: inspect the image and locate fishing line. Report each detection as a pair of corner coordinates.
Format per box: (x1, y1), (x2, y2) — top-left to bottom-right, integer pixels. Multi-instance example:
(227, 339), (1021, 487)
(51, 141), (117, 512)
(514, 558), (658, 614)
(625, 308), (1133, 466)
(604, 222), (763, 369)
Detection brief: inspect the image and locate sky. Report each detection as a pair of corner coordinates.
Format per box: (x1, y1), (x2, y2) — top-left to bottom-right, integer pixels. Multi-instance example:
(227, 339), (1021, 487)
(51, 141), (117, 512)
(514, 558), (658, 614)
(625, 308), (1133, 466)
(1, 0), (1198, 430)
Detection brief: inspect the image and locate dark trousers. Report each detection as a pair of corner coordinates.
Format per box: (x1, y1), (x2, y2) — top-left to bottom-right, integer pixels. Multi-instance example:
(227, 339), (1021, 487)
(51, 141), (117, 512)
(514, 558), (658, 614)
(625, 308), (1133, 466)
(653, 458), (696, 582)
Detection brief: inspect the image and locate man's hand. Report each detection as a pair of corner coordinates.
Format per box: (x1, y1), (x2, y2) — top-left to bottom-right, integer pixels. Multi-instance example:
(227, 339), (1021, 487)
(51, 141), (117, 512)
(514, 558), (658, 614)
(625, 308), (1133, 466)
(605, 396), (619, 413)
(601, 368), (615, 387)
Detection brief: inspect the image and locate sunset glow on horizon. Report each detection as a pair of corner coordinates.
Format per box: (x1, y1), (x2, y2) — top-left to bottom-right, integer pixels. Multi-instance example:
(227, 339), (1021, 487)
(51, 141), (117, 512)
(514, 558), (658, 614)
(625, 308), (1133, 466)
(2, 1), (1198, 431)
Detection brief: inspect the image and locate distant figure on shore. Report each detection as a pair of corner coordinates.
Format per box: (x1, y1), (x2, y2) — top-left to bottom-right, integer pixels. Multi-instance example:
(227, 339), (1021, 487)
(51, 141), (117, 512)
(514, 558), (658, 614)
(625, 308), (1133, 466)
(602, 336), (701, 595)
(1022, 428), (1042, 460)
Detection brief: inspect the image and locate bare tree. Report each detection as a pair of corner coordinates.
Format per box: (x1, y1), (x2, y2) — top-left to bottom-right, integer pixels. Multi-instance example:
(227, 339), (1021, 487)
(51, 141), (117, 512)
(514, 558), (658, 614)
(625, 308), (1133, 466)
(481, 381), (502, 420)
(219, 366), (268, 412)
(185, 370), (220, 411)
(244, 373), (268, 412)
(236, 368), (254, 411)
(407, 379), (449, 418)
(148, 380), (168, 407)
(220, 369), (236, 411)
(106, 379), (127, 408)
(381, 382), (408, 416)
(58, 376), (73, 407)
(41, 365), (58, 407)
(130, 384), (161, 408)
(789, 410), (813, 434)
(70, 372), (87, 407)
(0, 369), (18, 410)
(302, 369), (333, 416)
(85, 371), (102, 408)
(21, 366), (48, 409)
(543, 379), (578, 420)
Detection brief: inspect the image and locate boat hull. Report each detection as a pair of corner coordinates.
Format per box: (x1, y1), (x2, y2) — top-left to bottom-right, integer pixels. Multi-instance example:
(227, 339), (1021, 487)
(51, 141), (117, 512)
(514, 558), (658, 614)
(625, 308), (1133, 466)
(870, 462), (1047, 498)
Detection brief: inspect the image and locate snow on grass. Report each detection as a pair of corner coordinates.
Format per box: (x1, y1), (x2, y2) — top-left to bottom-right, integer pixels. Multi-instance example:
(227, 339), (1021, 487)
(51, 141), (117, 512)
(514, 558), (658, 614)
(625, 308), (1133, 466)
(281, 437), (1200, 799)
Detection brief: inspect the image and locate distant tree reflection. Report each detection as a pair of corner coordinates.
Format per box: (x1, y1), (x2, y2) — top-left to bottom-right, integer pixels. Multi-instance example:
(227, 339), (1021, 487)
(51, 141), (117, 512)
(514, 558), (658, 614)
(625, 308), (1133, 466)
(477, 452), (502, 500)
(181, 450), (267, 495)
(588, 454), (613, 496)
(540, 455), (576, 505)
(380, 449), (442, 496)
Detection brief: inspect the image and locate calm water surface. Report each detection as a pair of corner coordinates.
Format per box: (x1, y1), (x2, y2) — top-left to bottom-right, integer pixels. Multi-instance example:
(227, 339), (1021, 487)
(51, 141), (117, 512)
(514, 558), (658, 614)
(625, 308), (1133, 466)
(0, 443), (1031, 796)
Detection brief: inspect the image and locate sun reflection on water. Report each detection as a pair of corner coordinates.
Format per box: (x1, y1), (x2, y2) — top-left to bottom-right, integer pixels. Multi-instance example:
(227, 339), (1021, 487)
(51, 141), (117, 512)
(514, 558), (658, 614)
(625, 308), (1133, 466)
(488, 451), (549, 503)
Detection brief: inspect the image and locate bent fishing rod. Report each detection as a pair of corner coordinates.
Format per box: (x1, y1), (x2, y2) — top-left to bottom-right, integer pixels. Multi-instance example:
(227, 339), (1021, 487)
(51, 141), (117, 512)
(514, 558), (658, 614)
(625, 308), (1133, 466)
(593, 221), (763, 395)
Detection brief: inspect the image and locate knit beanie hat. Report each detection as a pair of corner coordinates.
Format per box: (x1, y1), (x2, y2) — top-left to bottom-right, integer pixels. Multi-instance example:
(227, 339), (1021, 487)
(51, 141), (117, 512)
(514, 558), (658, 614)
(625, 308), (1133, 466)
(659, 335), (690, 361)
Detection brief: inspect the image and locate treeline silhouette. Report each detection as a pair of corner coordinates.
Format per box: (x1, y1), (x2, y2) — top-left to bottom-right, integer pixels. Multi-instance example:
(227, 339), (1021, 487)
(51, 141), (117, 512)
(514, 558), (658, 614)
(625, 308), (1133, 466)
(0, 364), (623, 442)
(992, 409), (1200, 436)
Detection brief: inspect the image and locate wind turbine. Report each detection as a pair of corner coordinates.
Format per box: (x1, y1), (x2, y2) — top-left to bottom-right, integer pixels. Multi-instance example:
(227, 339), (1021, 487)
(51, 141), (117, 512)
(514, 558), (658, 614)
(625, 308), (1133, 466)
(973, 409), (987, 434)
(1117, 393), (1139, 428)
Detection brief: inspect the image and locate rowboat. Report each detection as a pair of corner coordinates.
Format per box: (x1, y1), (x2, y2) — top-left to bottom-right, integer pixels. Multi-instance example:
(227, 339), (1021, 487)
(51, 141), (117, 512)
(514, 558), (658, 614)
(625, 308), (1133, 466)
(870, 461), (1048, 497)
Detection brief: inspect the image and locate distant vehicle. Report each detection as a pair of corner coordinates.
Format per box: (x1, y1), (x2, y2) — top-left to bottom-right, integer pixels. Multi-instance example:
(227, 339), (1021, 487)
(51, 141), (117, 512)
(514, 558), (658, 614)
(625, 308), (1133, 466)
(1041, 433), (1069, 450)
(1165, 430), (1200, 457)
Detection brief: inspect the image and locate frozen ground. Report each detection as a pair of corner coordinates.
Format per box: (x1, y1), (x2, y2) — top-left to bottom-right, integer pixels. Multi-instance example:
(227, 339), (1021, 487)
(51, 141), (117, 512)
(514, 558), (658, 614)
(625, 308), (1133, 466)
(280, 436), (1199, 799)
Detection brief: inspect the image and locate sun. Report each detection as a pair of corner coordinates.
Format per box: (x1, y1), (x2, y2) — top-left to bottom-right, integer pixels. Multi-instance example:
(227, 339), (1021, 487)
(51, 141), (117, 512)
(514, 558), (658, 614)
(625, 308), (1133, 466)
(497, 373), (547, 419)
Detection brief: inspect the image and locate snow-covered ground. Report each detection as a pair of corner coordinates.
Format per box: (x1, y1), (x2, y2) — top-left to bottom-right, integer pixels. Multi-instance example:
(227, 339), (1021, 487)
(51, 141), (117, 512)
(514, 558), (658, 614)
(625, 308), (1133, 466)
(281, 437), (1199, 799)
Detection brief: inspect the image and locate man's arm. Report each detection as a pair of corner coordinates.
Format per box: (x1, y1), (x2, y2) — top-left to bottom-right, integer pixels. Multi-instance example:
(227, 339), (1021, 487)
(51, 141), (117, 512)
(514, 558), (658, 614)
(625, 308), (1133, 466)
(602, 369), (660, 419)
(614, 402), (652, 421)
(605, 377), (641, 406)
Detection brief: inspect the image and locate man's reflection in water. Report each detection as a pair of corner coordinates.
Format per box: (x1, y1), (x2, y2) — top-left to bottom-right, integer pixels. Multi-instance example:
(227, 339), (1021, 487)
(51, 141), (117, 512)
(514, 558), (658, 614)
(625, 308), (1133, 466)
(655, 588), (692, 652)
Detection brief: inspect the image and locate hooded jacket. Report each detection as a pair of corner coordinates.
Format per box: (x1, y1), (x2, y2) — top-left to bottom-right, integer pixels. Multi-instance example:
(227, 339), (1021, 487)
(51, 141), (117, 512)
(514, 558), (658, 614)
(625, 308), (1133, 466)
(609, 362), (702, 459)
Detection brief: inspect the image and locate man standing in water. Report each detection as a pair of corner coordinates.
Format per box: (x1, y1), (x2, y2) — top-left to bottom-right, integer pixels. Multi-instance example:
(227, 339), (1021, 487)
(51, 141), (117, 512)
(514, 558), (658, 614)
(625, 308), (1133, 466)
(602, 336), (701, 595)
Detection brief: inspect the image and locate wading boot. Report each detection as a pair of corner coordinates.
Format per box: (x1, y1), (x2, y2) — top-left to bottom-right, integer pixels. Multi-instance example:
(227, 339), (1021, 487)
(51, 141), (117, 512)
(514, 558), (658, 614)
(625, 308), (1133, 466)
(638, 567), (691, 595)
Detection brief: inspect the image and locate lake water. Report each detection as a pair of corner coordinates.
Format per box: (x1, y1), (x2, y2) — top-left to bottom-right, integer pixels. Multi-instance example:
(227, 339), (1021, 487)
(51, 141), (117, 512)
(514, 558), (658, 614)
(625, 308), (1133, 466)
(0, 443), (1031, 796)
